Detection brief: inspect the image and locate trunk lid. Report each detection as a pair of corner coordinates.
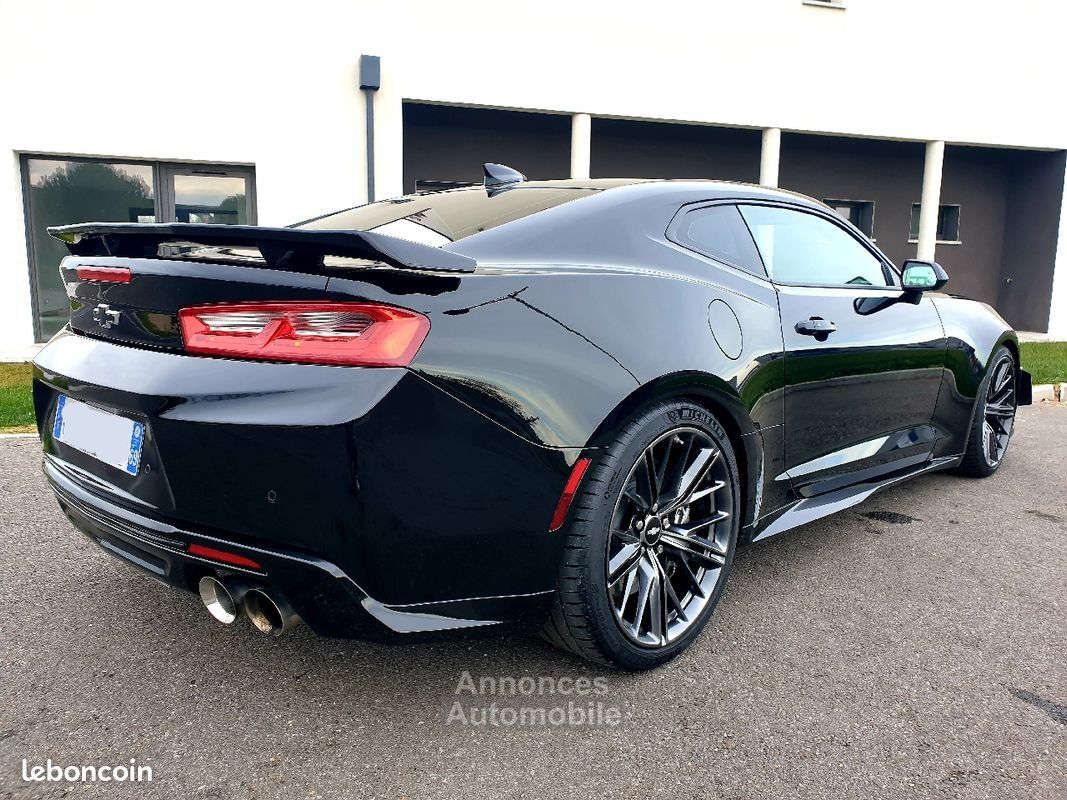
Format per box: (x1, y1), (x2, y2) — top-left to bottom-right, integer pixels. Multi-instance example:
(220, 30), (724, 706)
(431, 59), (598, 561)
(50, 222), (477, 351)
(63, 255), (331, 350)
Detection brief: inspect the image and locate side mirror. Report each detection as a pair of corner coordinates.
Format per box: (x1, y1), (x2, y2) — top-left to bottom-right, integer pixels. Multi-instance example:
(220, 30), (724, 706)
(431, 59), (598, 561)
(901, 260), (949, 292)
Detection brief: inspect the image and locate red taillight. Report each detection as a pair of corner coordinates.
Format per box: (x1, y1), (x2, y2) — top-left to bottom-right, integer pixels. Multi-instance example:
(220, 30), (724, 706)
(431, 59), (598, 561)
(76, 266), (132, 283)
(187, 543), (263, 570)
(549, 457), (592, 532)
(178, 302), (430, 366)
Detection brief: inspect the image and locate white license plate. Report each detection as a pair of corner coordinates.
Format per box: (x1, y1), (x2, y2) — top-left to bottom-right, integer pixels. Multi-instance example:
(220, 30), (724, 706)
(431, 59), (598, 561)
(52, 396), (145, 476)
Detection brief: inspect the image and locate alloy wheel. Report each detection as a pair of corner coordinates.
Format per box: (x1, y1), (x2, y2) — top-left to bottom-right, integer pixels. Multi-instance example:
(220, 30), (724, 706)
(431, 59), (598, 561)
(605, 427), (733, 648)
(983, 356), (1017, 467)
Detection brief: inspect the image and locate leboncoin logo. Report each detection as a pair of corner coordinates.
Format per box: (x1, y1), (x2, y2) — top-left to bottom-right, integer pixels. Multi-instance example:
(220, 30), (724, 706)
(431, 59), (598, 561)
(21, 758), (153, 783)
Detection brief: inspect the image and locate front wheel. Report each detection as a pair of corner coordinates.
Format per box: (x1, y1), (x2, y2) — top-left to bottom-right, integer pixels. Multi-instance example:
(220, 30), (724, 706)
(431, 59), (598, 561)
(956, 346), (1019, 477)
(541, 400), (740, 670)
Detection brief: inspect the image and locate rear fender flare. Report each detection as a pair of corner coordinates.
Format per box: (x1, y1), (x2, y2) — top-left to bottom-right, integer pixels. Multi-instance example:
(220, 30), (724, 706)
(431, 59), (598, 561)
(585, 372), (761, 529)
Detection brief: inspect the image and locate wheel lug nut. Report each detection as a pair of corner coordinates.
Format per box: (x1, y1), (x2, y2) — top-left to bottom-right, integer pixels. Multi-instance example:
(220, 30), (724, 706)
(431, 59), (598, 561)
(635, 519), (644, 531)
(656, 545), (663, 554)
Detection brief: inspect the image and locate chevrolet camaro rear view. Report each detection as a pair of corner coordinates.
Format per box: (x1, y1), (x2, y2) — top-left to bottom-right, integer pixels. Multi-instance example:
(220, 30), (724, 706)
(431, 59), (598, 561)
(32, 165), (1030, 670)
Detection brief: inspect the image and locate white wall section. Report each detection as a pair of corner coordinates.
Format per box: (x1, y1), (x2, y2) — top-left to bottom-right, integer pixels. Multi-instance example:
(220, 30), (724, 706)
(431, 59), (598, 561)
(0, 0), (1064, 350)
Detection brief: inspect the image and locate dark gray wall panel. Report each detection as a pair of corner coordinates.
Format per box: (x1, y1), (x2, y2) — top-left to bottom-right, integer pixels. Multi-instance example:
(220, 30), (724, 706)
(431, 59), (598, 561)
(997, 149), (1065, 332)
(590, 119), (760, 182)
(939, 147), (1010, 308)
(403, 104), (570, 193)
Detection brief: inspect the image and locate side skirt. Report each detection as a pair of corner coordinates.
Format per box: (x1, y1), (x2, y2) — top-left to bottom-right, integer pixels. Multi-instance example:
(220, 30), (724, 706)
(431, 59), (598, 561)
(746, 454), (962, 543)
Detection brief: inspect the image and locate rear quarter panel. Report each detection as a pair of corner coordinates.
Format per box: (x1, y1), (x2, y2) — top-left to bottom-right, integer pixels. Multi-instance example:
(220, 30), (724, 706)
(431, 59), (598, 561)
(341, 249), (790, 526)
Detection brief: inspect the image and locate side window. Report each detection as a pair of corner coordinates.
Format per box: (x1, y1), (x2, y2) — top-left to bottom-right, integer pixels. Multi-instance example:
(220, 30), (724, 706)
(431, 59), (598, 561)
(737, 205), (888, 287)
(671, 204), (766, 276)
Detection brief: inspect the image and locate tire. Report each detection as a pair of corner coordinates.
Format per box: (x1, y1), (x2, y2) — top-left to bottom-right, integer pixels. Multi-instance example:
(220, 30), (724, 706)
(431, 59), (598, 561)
(541, 399), (740, 671)
(956, 345), (1019, 478)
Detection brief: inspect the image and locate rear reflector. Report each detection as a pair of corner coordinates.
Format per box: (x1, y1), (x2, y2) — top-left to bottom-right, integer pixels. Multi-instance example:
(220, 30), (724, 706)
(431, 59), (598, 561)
(76, 266), (131, 283)
(178, 302), (430, 366)
(549, 457), (592, 532)
(187, 543), (263, 571)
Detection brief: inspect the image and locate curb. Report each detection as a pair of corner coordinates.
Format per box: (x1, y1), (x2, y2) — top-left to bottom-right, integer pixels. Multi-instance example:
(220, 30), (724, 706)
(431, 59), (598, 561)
(1033, 384), (1062, 403)
(0, 433), (37, 440)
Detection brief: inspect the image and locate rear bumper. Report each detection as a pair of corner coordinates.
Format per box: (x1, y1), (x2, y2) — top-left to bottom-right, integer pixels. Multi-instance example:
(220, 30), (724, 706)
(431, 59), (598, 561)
(33, 330), (570, 637)
(46, 455), (552, 639)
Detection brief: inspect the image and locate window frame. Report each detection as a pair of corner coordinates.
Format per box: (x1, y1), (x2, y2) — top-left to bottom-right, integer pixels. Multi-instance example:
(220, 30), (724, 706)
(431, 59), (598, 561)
(19, 153), (257, 342)
(159, 163), (258, 225)
(664, 200), (770, 279)
(736, 201), (901, 290)
(908, 202), (962, 245)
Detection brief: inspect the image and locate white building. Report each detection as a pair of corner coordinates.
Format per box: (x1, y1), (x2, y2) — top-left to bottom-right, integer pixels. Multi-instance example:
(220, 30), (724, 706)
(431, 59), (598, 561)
(1, 0), (1065, 358)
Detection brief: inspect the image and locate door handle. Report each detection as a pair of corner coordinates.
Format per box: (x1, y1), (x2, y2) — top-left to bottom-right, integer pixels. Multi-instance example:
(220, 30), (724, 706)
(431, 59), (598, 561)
(795, 317), (837, 338)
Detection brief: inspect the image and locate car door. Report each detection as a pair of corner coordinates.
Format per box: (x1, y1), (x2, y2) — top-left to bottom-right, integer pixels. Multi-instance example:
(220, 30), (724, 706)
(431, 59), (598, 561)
(737, 203), (946, 498)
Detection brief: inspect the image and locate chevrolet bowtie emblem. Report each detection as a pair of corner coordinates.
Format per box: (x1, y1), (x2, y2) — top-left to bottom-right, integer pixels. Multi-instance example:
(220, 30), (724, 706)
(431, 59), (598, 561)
(92, 303), (121, 329)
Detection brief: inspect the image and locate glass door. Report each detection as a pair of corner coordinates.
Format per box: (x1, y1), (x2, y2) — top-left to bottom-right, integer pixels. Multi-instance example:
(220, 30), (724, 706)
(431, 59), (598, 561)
(21, 157), (156, 340)
(21, 156), (256, 341)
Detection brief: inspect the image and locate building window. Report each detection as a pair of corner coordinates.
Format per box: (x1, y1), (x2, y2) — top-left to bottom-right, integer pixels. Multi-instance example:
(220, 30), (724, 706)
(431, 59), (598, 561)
(825, 199), (875, 238)
(20, 155), (256, 342)
(909, 203), (961, 244)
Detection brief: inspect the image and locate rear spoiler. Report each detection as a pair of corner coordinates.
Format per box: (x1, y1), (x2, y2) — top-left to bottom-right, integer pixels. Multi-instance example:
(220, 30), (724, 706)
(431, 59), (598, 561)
(47, 223), (477, 274)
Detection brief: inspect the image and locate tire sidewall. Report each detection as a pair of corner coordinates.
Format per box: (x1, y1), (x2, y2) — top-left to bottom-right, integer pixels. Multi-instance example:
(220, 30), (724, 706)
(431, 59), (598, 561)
(569, 401), (740, 670)
(974, 347), (1016, 474)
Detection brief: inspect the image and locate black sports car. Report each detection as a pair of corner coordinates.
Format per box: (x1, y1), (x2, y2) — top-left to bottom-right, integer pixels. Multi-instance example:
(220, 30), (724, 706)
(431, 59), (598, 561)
(32, 164), (1031, 670)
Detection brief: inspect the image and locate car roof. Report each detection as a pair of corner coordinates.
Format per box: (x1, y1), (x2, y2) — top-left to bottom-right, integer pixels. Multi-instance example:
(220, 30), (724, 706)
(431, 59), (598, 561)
(297, 176), (832, 267)
(447, 177), (836, 268)
(504, 177), (824, 208)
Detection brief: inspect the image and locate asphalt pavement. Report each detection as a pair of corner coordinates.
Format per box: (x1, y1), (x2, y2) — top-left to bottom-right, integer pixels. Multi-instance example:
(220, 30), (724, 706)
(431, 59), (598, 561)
(1, 405), (1064, 800)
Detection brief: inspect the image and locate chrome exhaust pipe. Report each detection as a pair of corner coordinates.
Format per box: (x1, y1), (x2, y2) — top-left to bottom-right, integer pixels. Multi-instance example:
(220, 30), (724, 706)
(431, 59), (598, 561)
(243, 587), (300, 636)
(197, 575), (251, 626)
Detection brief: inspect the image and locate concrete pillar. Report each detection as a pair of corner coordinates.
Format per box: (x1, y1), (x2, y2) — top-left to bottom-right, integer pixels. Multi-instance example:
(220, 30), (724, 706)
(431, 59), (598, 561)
(917, 140), (946, 261)
(1045, 156), (1067, 338)
(760, 128), (781, 187)
(570, 113), (592, 180)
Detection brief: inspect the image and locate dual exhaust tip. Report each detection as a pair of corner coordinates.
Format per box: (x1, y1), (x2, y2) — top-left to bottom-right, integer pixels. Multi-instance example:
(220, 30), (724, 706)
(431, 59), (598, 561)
(197, 575), (299, 636)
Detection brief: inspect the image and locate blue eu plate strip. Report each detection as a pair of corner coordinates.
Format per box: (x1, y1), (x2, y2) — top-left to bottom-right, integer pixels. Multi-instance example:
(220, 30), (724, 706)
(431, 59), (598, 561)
(126, 422), (145, 476)
(52, 395), (67, 440)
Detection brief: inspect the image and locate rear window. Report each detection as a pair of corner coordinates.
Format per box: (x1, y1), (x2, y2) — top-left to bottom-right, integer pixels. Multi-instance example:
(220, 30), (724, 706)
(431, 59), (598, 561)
(670, 204), (766, 276)
(296, 187), (598, 244)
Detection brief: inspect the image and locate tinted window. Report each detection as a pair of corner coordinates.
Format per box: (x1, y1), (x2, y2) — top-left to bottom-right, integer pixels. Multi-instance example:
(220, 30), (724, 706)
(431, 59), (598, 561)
(672, 205), (765, 276)
(738, 205), (888, 287)
(298, 187), (598, 243)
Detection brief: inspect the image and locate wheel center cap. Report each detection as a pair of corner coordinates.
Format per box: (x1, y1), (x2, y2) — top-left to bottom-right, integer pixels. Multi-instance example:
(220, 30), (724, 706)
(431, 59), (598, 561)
(642, 517), (662, 545)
